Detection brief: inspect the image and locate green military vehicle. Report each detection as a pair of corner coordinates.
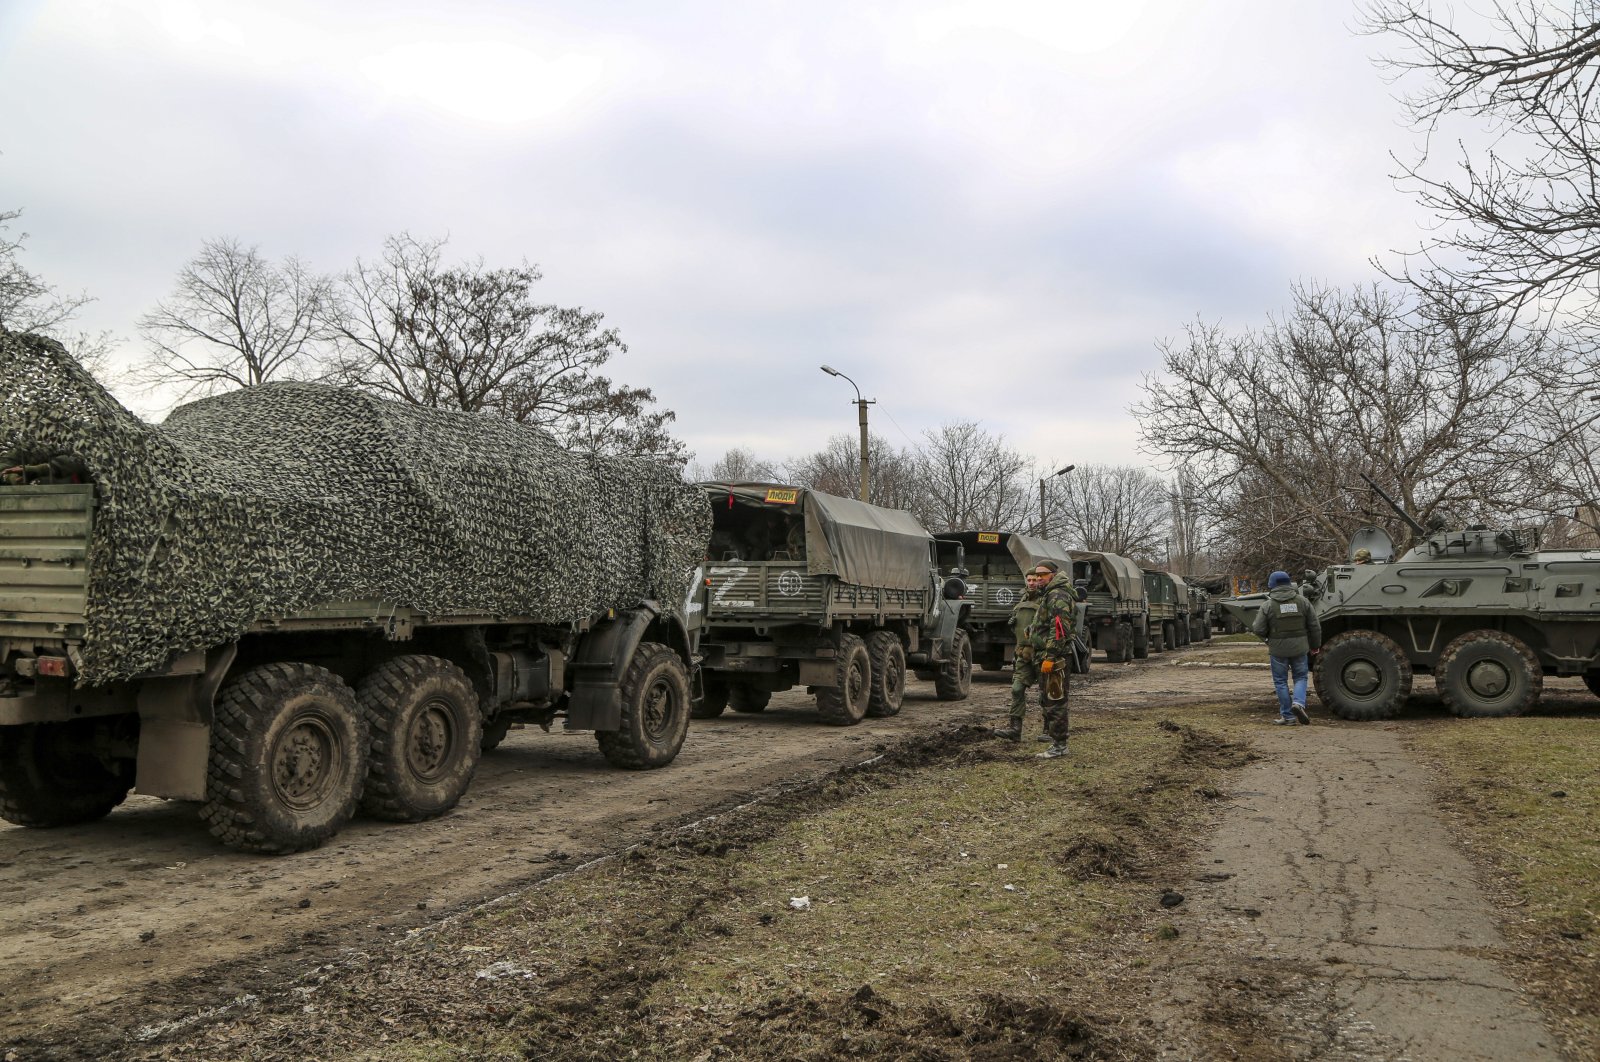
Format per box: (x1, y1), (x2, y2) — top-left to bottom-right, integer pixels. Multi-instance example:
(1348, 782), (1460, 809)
(0, 334), (706, 854)
(933, 531), (1071, 672)
(1071, 550), (1149, 661)
(1221, 475), (1600, 719)
(694, 483), (972, 724)
(1144, 568), (1192, 650)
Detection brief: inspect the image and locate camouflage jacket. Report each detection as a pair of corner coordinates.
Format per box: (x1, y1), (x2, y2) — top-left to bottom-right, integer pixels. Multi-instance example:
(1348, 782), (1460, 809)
(1023, 571), (1076, 660)
(1009, 586), (1043, 658)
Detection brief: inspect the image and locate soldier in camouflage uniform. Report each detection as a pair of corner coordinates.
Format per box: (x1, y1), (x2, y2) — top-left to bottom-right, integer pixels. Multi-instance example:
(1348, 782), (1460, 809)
(1027, 561), (1077, 759)
(990, 565), (1049, 741)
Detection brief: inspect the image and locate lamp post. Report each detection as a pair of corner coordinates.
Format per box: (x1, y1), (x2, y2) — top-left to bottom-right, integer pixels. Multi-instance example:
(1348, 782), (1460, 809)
(820, 365), (874, 503)
(1038, 464), (1074, 540)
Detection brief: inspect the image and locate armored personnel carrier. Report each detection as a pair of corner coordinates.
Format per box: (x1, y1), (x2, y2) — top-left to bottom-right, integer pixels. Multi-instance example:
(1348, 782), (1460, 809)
(1226, 476), (1600, 720)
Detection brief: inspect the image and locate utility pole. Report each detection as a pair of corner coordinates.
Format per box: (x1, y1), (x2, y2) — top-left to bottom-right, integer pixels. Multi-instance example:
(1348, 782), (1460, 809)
(1038, 464), (1074, 540)
(820, 365), (874, 503)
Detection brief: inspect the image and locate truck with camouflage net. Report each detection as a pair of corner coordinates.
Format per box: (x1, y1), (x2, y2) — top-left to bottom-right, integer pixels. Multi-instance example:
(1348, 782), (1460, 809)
(693, 483), (972, 724)
(0, 333), (709, 854)
(934, 530), (1091, 674)
(1143, 568), (1193, 652)
(1070, 550), (1149, 661)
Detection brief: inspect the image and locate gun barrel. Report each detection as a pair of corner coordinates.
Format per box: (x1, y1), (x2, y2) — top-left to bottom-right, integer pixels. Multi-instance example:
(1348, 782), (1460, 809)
(1358, 474), (1427, 537)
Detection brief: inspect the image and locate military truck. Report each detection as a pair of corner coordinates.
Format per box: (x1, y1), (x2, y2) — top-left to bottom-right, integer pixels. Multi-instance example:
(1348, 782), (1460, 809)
(1221, 475), (1600, 720)
(933, 530), (1075, 673)
(0, 335), (707, 854)
(1143, 569), (1193, 651)
(694, 483), (972, 723)
(1185, 585), (1213, 643)
(1071, 551), (1149, 661)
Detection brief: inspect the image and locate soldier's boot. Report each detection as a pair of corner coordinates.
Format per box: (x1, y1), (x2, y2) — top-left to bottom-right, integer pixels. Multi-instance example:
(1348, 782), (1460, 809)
(1036, 741), (1069, 759)
(990, 719), (1023, 741)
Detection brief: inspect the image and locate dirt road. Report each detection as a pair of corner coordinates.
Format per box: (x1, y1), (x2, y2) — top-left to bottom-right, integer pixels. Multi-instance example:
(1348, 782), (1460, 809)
(0, 681), (1010, 1045)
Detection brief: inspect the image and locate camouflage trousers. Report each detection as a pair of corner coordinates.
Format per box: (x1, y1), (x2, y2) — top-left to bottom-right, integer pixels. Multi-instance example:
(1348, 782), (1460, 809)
(1011, 660), (1071, 743)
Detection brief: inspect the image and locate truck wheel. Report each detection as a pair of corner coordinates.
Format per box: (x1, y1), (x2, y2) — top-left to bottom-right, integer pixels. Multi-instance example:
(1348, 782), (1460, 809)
(1118, 622), (1135, 662)
(934, 627), (973, 701)
(1436, 631), (1541, 718)
(1132, 622), (1150, 659)
(729, 685), (771, 713)
(481, 715), (513, 752)
(865, 631), (907, 717)
(598, 642), (691, 769)
(1175, 620), (1189, 647)
(201, 663), (368, 854)
(816, 633), (872, 724)
(693, 676), (729, 719)
(358, 655), (483, 822)
(1163, 622), (1176, 652)
(1314, 631), (1412, 720)
(0, 719), (133, 828)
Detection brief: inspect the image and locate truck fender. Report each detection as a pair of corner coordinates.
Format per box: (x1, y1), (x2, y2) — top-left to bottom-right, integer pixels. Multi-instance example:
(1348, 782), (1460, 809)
(566, 602), (691, 732)
(930, 598), (970, 659)
(134, 642), (238, 801)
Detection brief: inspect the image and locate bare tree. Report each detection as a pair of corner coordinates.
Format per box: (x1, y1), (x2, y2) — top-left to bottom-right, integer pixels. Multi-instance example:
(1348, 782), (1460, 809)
(687, 447), (782, 484)
(1, 208), (115, 378)
(1136, 282), (1560, 573)
(326, 234), (684, 461)
(786, 433), (926, 517)
(1364, 1), (1600, 311)
(137, 237), (332, 399)
(1049, 463), (1171, 561)
(914, 421), (1032, 532)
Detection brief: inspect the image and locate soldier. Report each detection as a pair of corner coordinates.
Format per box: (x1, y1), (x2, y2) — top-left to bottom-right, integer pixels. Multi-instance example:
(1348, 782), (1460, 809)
(990, 565), (1048, 741)
(1353, 548), (1373, 565)
(1028, 561), (1077, 758)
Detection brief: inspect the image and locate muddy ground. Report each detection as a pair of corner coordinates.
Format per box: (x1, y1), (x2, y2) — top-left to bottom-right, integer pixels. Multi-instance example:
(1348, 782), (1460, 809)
(2, 644), (1592, 1059)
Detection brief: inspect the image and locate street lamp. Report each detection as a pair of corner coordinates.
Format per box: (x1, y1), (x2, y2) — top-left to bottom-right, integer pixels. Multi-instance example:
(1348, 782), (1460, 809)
(1038, 464), (1074, 540)
(820, 365), (875, 503)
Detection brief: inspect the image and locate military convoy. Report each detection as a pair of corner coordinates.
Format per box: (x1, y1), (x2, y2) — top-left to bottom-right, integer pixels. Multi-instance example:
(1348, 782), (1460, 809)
(694, 483), (973, 724)
(934, 531), (1072, 672)
(1223, 475), (1600, 720)
(1071, 551), (1150, 661)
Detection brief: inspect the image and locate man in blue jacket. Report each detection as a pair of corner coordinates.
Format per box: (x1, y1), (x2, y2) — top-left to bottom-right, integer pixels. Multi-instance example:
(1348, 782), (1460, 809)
(1252, 570), (1320, 725)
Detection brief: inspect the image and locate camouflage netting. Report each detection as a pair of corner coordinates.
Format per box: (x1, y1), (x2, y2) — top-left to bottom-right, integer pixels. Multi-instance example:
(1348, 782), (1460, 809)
(0, 332), (711, 686)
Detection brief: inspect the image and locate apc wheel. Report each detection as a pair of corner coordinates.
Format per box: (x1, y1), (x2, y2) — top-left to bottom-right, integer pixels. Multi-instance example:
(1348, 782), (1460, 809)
(598, 642), (691, 768)
(0, 719), (133, 828)
(358, 655), (483, 822)
(1132, 623), (1150, 660)
(1585, 673), (1600, 699)
(934, 627), (974, 701)
(1436, 631), (1541, 718)
(865, 630), (907, 717)
(729, 685), (771, 713)
(1314, 631), (1412, 720)
(693, 676), (729, 719)
(202, 663), (368, 854)
(817, 633), (871, 725)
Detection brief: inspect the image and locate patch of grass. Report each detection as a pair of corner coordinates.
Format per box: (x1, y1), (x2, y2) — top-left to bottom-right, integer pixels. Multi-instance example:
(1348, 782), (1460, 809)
(1192, 647), (1269, 665)
(1210, 632), (1260, 644)
(1406, 718), (1600, 1059)
(146, 717), (1257, 1062)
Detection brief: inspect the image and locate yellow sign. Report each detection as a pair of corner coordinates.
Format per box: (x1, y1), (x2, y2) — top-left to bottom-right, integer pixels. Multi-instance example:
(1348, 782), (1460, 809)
(764, 489), (799, 505)
(977, 532), (1001, 544)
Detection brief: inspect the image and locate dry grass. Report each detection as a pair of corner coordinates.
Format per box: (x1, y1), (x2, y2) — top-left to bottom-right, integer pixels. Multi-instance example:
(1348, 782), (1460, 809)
(1405, 715), (1600, 1060)
(132, 715), (1258, 1061)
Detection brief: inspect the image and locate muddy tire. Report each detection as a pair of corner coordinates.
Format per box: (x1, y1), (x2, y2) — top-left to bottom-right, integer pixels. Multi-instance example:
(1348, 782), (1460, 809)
(358, 655), (482, 822)
(934, 627), (973, 701)
(1132, 622), (1149, 659)
(817, 634), (872, 725)
(1436, 630), (1542, 718)
(480, 715), (514, 753)
(729, 685), (771, 713)
(201, 663), (368, 855)
(693, 676), (729, 719)
(597, 642), (691, 769)
(865, 630), (907, 717)
(1117, 622), (1135, 662)
(1314, 631), (1412, 721)
(1174, 619), (1189, 647)
(0, 719), (133, 828)
(1585, 673), (1600, 699)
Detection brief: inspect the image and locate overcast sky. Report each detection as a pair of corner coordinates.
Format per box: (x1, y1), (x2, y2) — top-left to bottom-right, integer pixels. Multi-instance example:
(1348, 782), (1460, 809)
(0, 0), (1430, 474)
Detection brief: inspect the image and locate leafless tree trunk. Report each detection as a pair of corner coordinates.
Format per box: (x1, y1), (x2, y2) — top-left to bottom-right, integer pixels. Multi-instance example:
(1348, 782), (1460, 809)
(326, 234), (684, 461)
(1363, 1), (1600, 312)
(785, 433), (925, 518)
(1048, 463), (1171, 562)
(913, 421), (1032, 532)
(687, 447), (782, 484)
(1136, 282), (1560, 573)
(137, 237), (332, 400)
